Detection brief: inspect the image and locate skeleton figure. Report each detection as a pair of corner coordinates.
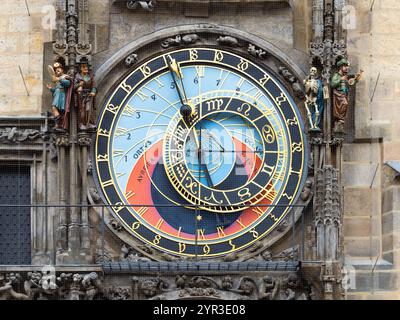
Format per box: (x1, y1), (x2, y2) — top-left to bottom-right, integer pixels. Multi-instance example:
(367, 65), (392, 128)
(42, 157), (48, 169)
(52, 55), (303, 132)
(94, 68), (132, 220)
(304, 67), (324, 131)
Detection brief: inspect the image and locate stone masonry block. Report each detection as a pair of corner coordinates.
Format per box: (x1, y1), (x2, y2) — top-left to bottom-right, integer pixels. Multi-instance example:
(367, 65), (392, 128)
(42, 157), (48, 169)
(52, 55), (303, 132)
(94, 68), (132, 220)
(382, 187), (400, 213)
(343, 143), (380, 163)
(344, 187), (380, 217)
(347, 271), (398, 292)
(381, 210), (400, 234)
(344, 237), (381, 257)
(344, 217), (372, 237)
(342, 163), (380, 187)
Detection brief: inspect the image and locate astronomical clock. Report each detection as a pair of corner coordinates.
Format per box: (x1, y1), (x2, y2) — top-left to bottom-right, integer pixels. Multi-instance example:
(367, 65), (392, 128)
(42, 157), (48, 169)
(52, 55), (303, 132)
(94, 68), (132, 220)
(93, 40), (308, 260)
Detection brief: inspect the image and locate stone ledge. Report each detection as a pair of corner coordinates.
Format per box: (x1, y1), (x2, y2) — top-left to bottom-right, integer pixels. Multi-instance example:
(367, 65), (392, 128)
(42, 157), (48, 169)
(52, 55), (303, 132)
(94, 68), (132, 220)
(346, 270), (398, 292)
(102, 261), (300, 274)
(0, 265), (103, 272)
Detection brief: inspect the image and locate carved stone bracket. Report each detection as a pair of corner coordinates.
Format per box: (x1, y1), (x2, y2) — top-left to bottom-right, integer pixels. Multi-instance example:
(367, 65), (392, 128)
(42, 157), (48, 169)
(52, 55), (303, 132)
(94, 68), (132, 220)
(75, 43), (92, 57)
(53, 41), (68, 59)
(77, 132), (92, 147)
(310, 136), (324, 146)
(329, 137), (344, 147)
(54, 133), (70, 147)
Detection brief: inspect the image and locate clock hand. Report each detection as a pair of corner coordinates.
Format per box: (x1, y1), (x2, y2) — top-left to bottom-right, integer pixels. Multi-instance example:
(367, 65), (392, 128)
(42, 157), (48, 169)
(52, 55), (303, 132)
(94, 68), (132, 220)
(167, 55), (192, 118)
(192, 125), (214, 188)
(208, 132), (225, 153)
(167, 56), (214, 187)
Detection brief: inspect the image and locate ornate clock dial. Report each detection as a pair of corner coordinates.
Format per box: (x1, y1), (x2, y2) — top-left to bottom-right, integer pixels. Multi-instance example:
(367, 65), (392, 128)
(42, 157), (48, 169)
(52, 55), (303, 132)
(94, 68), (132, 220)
(94, 47), (307, 257)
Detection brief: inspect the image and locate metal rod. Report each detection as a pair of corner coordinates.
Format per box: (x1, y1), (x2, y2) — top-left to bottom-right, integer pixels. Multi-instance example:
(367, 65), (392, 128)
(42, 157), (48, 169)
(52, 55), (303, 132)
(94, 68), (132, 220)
(301, 207), (305, 261)
(291, 207), (295, 252)
(24, 0), (31, 16)
(101, 206), (105, 261)
(58, 141), (67, 252)
(0, 203), (307, 208)
(370, 72), (380, 104)
(18, 65), (30, 96)
(370, 0), (376, 11)
(370, 163), (379, 189)
(81, 143), (90, 249)
(195, 126), (202, 262)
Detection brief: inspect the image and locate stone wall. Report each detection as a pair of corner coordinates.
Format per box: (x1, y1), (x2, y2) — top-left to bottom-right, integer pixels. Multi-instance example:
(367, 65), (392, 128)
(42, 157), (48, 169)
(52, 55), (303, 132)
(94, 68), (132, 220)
(343, 0), (400, 299)
(0, 0), (55, 116)
(91, 0), (295, 69)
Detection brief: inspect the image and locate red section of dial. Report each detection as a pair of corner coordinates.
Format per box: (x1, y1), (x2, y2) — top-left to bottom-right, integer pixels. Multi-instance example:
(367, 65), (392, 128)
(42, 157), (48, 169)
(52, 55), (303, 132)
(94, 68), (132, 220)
(124, 139), (274, 241)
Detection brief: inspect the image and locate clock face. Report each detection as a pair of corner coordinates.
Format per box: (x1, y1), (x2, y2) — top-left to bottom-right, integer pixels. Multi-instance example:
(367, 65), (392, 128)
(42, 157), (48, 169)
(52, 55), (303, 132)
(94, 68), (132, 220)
(94, 47), (307, 257)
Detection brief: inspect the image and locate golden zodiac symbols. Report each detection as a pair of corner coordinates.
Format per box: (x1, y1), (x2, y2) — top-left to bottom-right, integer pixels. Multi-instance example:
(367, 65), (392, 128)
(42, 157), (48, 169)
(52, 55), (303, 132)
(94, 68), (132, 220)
(238, 188), (252, 201)
(286, 117), (298, 126)
(206, 99), (224, 111)
(205, 192), (223, 204)
(237, 103), (251, 116)
(262, 125), (275, 144)
(275, 93), (287, 106)
(185, 176), (199, 194)
(291, 142), (302, 152)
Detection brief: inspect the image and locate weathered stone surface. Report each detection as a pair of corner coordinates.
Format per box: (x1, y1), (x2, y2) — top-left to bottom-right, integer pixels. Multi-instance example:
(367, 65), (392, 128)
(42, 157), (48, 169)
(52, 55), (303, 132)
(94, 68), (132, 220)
(0, 0), (52, 116)
(347, 271), (398, 292)
(346, 291), (400, 300)
(381, 211), (400, 235)
(343, 217), (372, 238)
(342, 163), (380, 187)
(344, 237), (380, 257)
(344, 187), (380, 217)
(381, 232), (400, 255)
(382, 187), (400, 214)
(343, 143), (381, 163)
(383, 142), (400, 161)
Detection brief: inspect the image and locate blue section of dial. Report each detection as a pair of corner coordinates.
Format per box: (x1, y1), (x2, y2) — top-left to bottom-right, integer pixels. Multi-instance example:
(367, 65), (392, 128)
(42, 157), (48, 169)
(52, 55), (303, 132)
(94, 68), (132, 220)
(150, 163), (242, 234)
(186, 119), (236, 187)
